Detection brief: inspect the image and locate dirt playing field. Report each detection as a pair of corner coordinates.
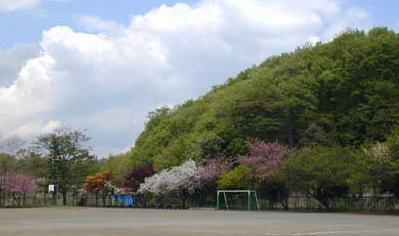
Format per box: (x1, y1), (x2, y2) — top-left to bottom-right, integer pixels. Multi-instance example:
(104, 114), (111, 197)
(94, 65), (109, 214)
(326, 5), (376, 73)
(0, 207), (398, 236)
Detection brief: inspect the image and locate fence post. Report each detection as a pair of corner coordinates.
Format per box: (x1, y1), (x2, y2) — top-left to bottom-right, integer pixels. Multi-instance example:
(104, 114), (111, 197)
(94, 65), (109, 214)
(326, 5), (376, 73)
(216, 191), (220, 210)
(248, 191), (251, 211)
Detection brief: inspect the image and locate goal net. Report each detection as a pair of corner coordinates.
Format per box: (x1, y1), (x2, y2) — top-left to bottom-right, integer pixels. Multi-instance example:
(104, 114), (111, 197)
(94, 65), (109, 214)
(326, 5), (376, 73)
(216, 190), (260, 211)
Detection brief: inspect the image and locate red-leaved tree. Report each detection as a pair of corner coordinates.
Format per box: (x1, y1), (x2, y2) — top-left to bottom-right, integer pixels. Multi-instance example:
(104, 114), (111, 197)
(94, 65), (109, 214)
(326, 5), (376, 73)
(123, 164), (155, 192)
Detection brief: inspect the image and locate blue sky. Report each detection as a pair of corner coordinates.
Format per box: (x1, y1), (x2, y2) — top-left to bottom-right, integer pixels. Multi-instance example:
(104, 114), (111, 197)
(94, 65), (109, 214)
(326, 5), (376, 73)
(0, 0), (398, 156)
(0, 0), (196, 48)
(0, 0), (398, 48)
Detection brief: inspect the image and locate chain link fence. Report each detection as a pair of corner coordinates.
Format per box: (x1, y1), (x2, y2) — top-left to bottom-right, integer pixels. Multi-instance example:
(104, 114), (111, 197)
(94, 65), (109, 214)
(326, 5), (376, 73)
(1, 190), (399, 212)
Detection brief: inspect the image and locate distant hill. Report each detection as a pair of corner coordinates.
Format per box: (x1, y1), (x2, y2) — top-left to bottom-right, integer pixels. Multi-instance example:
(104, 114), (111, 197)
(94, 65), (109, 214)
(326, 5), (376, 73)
(128, 27), (399, 170)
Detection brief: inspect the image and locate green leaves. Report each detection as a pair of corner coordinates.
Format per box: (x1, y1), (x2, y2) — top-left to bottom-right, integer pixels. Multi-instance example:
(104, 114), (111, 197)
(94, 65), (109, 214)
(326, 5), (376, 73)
(218, 165), (254, 190)
(36, 129), (96, 205)
(283, 147), (357, 208)
(128, 27), (399, 174)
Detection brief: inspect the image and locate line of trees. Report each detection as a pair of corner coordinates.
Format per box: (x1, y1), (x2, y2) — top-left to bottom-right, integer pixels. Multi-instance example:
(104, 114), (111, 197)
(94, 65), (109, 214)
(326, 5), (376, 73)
(0, 129), (101, 207)
(93, 28), (399, 211)
(101, 135), (396, 210)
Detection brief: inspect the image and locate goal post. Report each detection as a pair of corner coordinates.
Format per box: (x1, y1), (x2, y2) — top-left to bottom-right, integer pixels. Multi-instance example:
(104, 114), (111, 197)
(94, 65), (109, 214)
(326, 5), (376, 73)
(216, 190), (260, 211)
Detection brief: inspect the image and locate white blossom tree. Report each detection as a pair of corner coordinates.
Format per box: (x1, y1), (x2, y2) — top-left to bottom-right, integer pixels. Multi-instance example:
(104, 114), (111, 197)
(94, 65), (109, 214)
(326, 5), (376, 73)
(139, 160), (201, 196)
(139, 159), (228, 207)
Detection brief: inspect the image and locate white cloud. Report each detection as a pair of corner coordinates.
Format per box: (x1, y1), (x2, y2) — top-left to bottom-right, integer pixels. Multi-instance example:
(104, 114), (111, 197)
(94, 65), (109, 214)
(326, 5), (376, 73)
(0, 44), (39, 86)
(0, 0), (40, 11)
(75, 15), (126, 36)
(9, 120), (62, 138)
(0, 0), (372, 156)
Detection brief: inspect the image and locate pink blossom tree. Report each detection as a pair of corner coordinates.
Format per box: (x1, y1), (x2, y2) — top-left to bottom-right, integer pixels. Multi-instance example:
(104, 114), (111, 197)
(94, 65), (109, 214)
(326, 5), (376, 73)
(2, 172), (38, 206)
(198, 159), (227, 184)
(238, 139), (288, 177)
(238, 139), (289, 210)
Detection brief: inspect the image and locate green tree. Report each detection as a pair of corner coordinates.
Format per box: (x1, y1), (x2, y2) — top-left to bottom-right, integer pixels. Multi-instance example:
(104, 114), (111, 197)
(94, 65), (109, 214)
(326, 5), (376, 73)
(283, 147), (356, 209)
(127, 28), (399, 171)
(36, 129), (96, 205)
(218, 165), (254, 190)
(375, 127), (399, 198)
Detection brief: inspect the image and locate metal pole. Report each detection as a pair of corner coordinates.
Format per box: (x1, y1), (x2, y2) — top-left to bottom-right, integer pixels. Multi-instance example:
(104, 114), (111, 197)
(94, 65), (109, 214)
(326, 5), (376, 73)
(248, 191), (251, 211)
(216, 191), (220, 210)
(223, 192), (228, 210)
(254, 191), (260, 211)
(2, 160), (7, 207)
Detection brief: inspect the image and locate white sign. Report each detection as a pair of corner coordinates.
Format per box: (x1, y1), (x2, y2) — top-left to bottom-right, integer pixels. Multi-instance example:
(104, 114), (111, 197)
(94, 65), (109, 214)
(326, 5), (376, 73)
(48, 184), (55, 192)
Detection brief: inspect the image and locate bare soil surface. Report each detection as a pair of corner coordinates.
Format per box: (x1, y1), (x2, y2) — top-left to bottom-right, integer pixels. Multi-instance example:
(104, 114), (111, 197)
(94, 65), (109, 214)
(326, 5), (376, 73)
(0, 207), (398, 236)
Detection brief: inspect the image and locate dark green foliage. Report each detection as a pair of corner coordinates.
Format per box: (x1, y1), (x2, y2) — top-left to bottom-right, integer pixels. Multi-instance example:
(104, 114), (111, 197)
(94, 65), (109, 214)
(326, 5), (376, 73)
(35, 129), (97, 205)
(378, 127), (399, 197)
(128, 28), (399, 170)
(283, 147), (357, 209)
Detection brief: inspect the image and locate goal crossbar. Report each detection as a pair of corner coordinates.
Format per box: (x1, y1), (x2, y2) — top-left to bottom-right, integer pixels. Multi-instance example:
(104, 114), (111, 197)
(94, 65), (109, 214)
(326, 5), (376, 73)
(216, 190), (260, 211)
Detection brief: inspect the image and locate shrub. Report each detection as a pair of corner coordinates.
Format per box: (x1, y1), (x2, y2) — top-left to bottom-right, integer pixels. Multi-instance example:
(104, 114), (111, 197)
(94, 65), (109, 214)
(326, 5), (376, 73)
(218, 165), (254, 190)
(283, 147), (356, 209)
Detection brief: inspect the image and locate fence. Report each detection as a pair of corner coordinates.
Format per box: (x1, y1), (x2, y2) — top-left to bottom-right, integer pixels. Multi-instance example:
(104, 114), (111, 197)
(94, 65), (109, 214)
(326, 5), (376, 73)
(232, 195), (399, 212)
(81, 194), (136, 207)
(1, 190), (399, 212)
(80, 193), (215, 209)
(0, 192), (50, 207)
(128, 193), (399, 212)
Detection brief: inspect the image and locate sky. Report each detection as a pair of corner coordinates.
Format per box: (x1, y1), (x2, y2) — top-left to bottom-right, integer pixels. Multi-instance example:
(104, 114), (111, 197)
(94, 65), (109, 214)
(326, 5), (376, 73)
(0, 0), (398, 157)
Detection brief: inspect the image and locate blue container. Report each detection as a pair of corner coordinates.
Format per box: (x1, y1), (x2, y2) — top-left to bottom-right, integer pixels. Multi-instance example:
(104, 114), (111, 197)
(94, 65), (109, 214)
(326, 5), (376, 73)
(114, 194), (135, 207)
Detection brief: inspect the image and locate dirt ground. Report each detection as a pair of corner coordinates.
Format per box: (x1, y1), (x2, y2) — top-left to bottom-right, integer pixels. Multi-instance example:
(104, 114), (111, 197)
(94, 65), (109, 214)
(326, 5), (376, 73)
(0, 207), (399, 236)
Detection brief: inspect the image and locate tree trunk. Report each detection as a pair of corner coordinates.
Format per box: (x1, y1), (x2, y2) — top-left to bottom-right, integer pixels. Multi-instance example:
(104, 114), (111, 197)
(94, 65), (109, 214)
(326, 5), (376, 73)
(102, 192), (106, 207)
(62, 190), (67, 206)
(182, 195), (186, 209)
(280, 192), (289, 211)
(52, 184), (57, 205)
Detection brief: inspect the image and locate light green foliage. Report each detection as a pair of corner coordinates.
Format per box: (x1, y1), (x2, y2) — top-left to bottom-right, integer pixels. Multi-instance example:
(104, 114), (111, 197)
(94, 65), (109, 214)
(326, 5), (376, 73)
(387, 126), (399, 159)
(218, 165), (254, 190)
(127, 28), (399, 170)
(368, 127), (399, 197)
(102, 153), (130, 187)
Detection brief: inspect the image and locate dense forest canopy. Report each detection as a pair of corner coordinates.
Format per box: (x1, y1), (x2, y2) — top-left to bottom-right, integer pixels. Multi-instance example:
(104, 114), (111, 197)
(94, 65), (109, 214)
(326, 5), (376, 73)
(127, 28), (399, 171)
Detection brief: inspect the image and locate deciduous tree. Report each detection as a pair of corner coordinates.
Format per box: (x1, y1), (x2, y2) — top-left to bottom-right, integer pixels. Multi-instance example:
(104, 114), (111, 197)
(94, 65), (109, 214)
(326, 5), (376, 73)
(36, 129), (96, 205)
(2, 172), (37, 206)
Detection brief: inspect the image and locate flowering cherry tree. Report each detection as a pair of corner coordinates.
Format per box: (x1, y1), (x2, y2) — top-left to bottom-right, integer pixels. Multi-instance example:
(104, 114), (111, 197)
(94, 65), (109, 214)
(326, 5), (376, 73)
(139, 160), (201, 196)
(2, 172), (38, 206)
(238, 139), (288, 178)
(238, 139), (289, 209)
(198, 159), (227, 184)
(139, 159), (230, 207)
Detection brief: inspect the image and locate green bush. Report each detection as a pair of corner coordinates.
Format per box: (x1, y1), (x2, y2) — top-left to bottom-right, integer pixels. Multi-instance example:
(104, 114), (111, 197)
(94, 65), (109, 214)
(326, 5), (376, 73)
(218, 165), (254, 190)
(283, 147), (357, 209)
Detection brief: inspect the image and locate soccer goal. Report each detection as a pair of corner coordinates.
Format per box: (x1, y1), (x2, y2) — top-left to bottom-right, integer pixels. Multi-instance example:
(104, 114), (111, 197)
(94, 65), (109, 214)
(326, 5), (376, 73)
(216, 190), (260, 211)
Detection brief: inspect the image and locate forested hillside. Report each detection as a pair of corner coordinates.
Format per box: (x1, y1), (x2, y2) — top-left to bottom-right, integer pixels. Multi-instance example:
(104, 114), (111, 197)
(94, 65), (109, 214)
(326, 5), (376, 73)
(127, 28), (399, 170)
(3, 28), (399, 210)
